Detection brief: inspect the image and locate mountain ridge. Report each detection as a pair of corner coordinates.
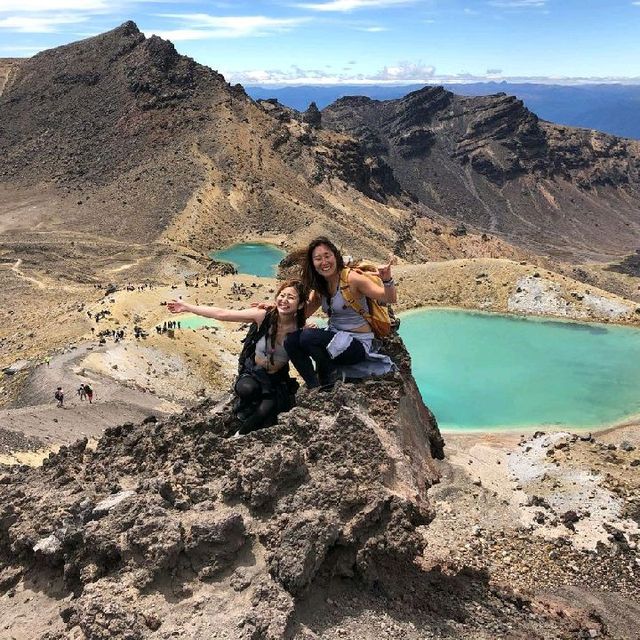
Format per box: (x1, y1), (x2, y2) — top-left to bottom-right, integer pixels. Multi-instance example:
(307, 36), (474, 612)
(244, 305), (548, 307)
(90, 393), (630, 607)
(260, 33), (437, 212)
(0, 23), (432, 263)
(245, 82), (640, 140)
(322, 86), (640, 260)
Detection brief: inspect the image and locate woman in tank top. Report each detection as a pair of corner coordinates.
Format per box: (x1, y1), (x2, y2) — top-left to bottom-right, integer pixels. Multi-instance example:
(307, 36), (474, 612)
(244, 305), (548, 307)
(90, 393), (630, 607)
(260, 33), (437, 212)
(168, 279), (307, 435)
(284, 237), (396, 388)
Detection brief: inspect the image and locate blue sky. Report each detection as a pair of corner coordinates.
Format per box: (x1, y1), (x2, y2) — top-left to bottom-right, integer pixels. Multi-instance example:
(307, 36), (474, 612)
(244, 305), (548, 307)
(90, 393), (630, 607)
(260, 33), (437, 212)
(1, 0), (639, 84)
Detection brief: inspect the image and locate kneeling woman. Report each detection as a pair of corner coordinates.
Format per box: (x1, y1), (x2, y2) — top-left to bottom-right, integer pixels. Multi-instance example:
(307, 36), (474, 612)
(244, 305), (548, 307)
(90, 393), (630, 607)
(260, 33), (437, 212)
(168, 280), (307, 435)
(285, 237), (395, 388)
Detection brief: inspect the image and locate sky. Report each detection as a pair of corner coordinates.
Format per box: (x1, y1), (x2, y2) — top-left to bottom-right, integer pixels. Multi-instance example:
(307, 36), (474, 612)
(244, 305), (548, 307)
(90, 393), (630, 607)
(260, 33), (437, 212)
(1, 0), (639, 85)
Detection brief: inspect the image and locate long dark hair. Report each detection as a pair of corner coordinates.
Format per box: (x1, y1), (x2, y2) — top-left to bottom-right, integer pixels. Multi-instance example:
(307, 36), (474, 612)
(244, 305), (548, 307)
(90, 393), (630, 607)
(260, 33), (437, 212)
(268, 279), (307, 364)
(302, 236), (345, 300)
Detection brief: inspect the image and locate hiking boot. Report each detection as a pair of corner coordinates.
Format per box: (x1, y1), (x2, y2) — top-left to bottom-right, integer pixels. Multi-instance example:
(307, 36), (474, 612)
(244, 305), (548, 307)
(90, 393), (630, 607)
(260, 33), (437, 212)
(319, 369), (343, 391)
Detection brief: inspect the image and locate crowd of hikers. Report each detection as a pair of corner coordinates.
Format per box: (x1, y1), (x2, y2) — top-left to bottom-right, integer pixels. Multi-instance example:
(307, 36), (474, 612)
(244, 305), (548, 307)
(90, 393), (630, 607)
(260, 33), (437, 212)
(168, 236), (397, 437)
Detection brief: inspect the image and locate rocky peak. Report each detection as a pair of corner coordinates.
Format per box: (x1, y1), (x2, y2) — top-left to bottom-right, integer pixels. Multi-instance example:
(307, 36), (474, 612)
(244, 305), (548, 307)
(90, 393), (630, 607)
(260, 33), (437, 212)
(302, 101), (321, 128)
(322, 85), (640, 260)
(396, 85), (453, 126)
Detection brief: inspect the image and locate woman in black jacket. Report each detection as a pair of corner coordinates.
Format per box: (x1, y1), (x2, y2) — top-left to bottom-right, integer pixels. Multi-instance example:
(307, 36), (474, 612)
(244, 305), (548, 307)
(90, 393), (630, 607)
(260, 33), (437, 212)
(168, 279), (307, 435)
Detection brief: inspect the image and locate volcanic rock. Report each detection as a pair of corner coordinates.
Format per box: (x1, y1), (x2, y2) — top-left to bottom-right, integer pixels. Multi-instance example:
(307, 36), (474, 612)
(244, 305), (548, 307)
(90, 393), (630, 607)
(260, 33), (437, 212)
(0, 336), (445, 638)
(0, 23), (417, 261)
(322, 87), (640, 260)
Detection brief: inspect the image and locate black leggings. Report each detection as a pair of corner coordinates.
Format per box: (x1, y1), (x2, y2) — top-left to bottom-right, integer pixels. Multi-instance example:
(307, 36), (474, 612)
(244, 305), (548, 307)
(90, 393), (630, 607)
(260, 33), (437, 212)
(284, 328), (366, 387)
(234, 374), (277, 435)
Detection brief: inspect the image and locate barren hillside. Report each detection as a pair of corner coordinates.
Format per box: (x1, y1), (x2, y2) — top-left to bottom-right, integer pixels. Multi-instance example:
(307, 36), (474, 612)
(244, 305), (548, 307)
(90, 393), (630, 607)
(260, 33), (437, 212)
(322, 88), (640, 261)
(0, 22), (424, 263)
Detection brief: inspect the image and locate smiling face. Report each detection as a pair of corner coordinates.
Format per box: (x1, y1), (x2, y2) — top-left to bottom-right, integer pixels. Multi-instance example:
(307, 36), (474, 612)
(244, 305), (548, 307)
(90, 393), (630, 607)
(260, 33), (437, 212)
(275, 285), (303, 316)
(311, 243), (338, 280)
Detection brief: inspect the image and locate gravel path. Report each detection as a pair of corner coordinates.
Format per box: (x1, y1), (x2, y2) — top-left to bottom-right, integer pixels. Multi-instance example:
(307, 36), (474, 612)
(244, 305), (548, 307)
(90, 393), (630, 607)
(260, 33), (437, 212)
(0, 342), (181, 458)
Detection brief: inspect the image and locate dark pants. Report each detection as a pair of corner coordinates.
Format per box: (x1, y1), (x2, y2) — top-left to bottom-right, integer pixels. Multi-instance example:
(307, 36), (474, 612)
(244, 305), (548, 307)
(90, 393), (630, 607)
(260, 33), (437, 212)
(284, 328), (366, 387)
(234, 374), (277, 435)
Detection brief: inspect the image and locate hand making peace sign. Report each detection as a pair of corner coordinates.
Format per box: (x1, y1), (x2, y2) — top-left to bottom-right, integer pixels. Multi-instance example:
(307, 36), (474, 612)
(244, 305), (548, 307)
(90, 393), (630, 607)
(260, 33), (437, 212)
(378, 254), (397, 282)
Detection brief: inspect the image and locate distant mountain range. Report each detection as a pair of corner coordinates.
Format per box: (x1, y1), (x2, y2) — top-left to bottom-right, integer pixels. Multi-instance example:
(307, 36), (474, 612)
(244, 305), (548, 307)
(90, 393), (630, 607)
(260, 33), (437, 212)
(246, 83), (640, 140)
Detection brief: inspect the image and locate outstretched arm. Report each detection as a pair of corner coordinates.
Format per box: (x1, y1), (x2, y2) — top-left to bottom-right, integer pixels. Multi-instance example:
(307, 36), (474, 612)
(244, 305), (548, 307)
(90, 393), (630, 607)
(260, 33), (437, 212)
(350, 258), (397, 304)
(167, 300), (266, 324)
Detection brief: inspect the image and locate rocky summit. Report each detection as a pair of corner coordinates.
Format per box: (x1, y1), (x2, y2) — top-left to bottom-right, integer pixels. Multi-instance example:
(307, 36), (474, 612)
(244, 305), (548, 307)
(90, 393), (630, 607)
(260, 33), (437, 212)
(0, 338), (447, 639)
(0, 22), (422, 260)
(322, 87), (640, 261)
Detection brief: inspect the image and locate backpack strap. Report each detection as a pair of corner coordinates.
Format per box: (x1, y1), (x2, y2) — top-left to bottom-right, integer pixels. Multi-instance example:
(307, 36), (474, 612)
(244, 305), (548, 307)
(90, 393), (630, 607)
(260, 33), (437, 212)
(339, 268), (373, 324)
(238, 309), (274, 374)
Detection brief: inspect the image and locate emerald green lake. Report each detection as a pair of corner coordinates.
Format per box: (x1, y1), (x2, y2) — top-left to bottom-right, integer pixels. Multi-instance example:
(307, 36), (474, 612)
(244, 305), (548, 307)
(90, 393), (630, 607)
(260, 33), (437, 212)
(399, 308), (640, 432)
(175, 315), (220, 330)
(210, 243), (286, 277)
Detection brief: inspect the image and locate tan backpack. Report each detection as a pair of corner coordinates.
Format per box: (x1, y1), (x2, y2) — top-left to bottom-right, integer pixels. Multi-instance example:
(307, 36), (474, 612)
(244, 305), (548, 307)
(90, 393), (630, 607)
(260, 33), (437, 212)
(339, 265), (392, 339)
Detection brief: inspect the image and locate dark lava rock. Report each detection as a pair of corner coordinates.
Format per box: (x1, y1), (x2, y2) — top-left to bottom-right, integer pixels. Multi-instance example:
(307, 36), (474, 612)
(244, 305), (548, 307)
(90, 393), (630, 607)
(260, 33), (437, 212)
(0, 336), (443, 639)
(561, 510), (581, 530)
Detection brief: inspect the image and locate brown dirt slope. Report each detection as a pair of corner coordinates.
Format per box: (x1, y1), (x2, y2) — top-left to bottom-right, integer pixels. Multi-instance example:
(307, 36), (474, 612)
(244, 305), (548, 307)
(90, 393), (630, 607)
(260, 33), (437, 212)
(0, 58), (24, 95)
(322, 87), (640, 261)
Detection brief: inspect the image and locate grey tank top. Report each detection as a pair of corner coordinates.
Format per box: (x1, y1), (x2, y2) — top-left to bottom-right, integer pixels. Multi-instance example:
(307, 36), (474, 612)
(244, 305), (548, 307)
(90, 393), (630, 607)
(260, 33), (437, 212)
(254, 334), (289, 368)
(322, 286), (370, 331)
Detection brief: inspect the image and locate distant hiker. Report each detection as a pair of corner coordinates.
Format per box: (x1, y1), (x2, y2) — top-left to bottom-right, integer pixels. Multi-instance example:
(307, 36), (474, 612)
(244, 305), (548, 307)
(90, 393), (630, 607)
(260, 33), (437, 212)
(45, 356), (50, 367)
(77, 385), (86, 401)
(285, 237), (395, 388)
(167, 280), (307, 436)
(54, 387), (64, 408)
(83, 383), (94, 404)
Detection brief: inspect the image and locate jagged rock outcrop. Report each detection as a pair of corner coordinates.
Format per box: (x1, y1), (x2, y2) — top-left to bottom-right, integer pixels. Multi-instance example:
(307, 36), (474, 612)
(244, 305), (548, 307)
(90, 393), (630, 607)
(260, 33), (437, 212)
(0, 338), (621, 639)
(302, 102), (321, 129)
(0, 337), (444, 638)
(322, 87), (640, 260)
(256, 97), (401, 202)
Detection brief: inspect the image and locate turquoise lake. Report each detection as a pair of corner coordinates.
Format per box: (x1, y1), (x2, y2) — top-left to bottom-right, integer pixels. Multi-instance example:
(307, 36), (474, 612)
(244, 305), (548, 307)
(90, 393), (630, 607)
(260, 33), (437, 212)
(211, 243), (286, 277)
(174, 315), (220, 330)
(399, 308), (640, 431)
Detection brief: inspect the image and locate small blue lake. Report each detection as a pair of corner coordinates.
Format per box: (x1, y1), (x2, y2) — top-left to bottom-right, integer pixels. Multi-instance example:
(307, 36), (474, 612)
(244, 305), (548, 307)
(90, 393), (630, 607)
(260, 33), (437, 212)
(210, 243), (286, 278)
(174, 315), (220, 330)
(399, 308), (640, 431)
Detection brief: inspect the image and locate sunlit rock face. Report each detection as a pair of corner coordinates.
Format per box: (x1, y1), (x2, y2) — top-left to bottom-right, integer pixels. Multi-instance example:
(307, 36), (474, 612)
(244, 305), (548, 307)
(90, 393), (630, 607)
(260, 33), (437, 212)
(322, 87), (640, 260)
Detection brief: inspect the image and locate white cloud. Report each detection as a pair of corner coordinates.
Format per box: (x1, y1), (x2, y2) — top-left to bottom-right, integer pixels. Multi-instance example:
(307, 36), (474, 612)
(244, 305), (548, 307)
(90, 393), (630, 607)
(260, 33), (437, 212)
(356, 25), (389, 31)
(488, 0), (546, 7)
(0, 0), (177, 9)
(229, 60), (438, 85)
(370, 60), (435, 80)
(0, 0), (109, 10)
(230, 62), (640, 86)
(151, 14), (309, 39)
(295, 0), (414, 12)
(0, 14), (88, 32)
